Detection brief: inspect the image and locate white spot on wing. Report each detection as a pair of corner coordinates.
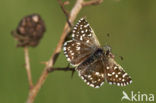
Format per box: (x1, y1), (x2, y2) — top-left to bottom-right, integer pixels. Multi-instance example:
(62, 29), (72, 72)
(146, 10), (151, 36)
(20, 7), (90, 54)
(122, 73), (127, 77)
(86, 40), (89, 43)
(80, 36), (83, 40)
(87, 82), (90, 85)
(95, 86), (99, 88)
(118, 72), (121, 74)
(100, 82), (104, 86)
(90, 84), (94, 87)
(108, 73), (112, 76)
(80, 18), (84, 21)
(112, 72), (115, 75)
(63, 47), (66, 50)
(115, 74), (118, 78)
(73, 30), (76, 33)
(85, 29), (88, 32)
(88, 75), (91, 78)
(64, 42), (67, 46)
(88, 33), (92, 36)
(81, 76), (84, 80)
(95, 72), (99, 75)
(117, 83), (120, 86)
(126, 82), (129, 85)
(76, 42), (80, 45)
(67, 58), (71, 61)
(81, 30), (84, 33)
(82, 34), (85, 37)
(84, 24), (89, 28)
(72, 34), (75, 37)
(119, 78), (122, 80)
(114, 66), (118, 70)
(89, 77), (93, 80)
(109, 82), (112, 85)
(76, 47), (80, 50)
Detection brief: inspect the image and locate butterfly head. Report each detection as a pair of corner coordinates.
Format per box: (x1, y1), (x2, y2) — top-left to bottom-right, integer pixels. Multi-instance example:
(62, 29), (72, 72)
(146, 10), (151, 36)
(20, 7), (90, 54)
(103, 45), (114, 59)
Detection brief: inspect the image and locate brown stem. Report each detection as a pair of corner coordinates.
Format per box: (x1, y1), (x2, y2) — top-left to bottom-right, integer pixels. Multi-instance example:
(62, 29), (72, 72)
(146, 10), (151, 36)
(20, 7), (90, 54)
(82, 0), (103, 7)
(48, 67), (75, 73)
(57, 0), (72, 27)
(24, 47), (33, 89)
(48, 67), (75, 78)
(26, 0), (103, 103)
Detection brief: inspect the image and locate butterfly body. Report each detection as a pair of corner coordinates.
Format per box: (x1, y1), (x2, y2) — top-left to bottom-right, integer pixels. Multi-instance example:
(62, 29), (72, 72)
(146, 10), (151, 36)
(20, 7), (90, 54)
(63, 18), (132, 88)
(81, 48), (104, 65)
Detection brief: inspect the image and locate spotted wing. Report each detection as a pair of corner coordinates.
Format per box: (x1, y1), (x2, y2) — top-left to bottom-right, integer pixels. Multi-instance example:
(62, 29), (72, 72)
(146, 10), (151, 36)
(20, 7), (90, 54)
(72, 18), (100, 47)
(64, 40), (94, 66)
(105, 58), (132, 86)
(63, 18), (100, 66)
(76, 56), (105, 88)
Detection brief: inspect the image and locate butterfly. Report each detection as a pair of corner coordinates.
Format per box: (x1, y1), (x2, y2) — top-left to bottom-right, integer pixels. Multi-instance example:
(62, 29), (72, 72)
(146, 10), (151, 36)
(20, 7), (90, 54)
(63, 18), (132, 88)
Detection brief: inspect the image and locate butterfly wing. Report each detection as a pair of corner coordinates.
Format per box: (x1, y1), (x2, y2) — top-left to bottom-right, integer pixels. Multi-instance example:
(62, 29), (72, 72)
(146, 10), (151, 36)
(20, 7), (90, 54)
(63, 18), (100, 66)
(63, 40), (93, 66)
(76, 56), (105, 88)
(72, 18), (100, 47)
(105, 58), (132, 86)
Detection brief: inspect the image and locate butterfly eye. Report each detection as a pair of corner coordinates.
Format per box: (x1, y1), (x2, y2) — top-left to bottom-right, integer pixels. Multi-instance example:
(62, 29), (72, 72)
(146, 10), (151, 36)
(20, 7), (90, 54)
(105, 50), (110, 56)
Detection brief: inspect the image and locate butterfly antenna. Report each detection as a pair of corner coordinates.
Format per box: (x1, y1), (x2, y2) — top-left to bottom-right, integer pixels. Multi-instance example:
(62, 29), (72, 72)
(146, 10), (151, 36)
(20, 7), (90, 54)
(103, 32), (111, 47)
(106, 33), (111, 45)
(119, 56), (124, 61)
(114, 53), (124, 61)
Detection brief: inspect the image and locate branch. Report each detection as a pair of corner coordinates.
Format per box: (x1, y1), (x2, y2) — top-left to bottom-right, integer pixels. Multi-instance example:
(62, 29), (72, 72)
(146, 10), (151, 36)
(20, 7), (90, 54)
(48, 67), (75, 78)
(26, 0), (103, 103)
(82, 0), (103, 7)
(24, 47), (33, 89)
(48, 67), (75, 73)
(47, 63), (75, 76)
(57, 0), (72, 27)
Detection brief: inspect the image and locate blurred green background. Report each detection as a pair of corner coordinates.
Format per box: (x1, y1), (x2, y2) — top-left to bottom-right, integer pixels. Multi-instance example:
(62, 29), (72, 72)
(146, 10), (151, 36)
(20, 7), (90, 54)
(0, 0), (156, 103)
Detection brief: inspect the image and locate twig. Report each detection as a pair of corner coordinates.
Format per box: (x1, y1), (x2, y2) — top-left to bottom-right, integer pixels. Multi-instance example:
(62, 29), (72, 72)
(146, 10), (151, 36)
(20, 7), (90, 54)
(24, 47), (33, 89)
(47, 67), (75, 73)
(57, 0), (72, 27)
(82, 0), (103, 7)
(26, 0), (103, 103)
(48, 67), (75, 78)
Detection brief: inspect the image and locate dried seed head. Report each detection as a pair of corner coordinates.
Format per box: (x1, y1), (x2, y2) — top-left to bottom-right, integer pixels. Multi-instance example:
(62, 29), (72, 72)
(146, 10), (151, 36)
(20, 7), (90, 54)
(11, 13), (46, 47)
